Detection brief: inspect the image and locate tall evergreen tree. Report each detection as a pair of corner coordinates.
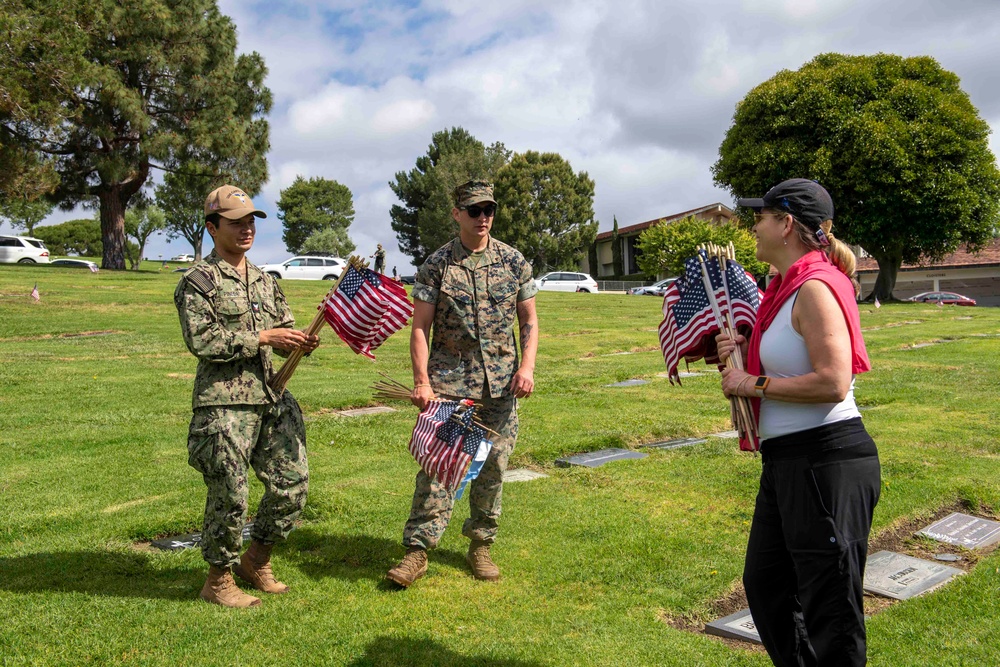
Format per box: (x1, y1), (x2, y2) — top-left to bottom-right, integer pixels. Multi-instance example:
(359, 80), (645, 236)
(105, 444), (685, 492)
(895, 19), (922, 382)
(277, 176), (355, 255)
(492, 151), (597, 275)
(389, 127), (510, 266)
(0, 1), (272, 269)
(611, 216), (624, 277)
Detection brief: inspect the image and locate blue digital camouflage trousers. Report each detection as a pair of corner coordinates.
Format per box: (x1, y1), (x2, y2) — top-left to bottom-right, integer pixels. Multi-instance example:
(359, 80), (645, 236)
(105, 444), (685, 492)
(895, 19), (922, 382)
(402, 394), (517, 549)
(186, 391), (308, 567)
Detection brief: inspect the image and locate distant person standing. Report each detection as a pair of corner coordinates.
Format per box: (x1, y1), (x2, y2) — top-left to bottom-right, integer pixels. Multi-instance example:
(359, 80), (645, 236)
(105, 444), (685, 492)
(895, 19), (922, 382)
(392, 266), (398, 281)
(386, 180), (538, 587)
(371, 243), (386, 274)
(716, 179), (879, 666)
(175, 185), (319, 608)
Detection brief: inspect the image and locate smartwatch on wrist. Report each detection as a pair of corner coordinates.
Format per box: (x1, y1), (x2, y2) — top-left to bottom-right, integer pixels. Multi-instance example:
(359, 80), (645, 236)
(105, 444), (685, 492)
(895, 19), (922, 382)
(754, 375), (770, 398)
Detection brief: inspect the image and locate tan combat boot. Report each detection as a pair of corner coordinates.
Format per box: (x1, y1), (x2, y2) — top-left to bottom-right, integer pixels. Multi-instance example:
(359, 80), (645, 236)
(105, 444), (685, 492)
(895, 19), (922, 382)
(386, 547), (428, 588)
(466, 540), (500, 581)
(234, 540), (290, 594)
(200, 565), (262, 608)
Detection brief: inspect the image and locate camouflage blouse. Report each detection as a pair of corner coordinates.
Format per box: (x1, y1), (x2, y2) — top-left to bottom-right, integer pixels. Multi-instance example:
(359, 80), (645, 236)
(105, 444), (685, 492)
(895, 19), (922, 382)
(413, 237), (537, 399)
(174, 251), (295, 408)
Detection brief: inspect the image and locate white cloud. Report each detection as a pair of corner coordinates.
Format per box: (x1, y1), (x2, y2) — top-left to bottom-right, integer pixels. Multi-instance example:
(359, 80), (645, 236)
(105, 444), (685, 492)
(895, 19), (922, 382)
(15, 0), (1000, 274)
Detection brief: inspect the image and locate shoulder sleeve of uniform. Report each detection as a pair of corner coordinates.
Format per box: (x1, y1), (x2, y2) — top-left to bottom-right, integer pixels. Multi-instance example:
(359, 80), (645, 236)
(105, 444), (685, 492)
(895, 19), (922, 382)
(508, 249), (538, 301)
(413, 252), (445, 303)
(182, 267), (217, 297)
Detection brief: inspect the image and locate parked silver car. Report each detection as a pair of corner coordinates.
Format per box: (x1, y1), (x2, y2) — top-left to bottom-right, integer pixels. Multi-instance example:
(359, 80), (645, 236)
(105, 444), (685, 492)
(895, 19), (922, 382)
(258, 256), (347, 280)
(628, 278), (676, 296)
(0, 235), (50, 264)
(534, 271), (599, 293)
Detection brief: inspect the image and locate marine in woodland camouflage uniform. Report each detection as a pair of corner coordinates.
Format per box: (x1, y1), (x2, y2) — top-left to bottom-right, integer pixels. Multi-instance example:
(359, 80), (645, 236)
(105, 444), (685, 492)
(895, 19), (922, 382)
(388, 180), (538, 586)
(176, 185), (318, 607)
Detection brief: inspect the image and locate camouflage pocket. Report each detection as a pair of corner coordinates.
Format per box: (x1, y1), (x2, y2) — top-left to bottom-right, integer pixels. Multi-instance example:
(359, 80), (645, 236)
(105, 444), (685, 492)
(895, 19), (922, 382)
(216, 297), (250, 326)
(187, 419), (224, 478)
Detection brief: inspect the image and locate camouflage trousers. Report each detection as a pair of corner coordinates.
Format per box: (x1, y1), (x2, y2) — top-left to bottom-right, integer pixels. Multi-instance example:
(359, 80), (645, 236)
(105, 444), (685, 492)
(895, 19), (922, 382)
(186, 391), (308, 568)
(402, 394), (517, 549)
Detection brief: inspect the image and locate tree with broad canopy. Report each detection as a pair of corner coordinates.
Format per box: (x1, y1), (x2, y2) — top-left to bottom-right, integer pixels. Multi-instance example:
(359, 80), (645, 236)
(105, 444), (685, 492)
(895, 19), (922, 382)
(713, 53), (1000, 301)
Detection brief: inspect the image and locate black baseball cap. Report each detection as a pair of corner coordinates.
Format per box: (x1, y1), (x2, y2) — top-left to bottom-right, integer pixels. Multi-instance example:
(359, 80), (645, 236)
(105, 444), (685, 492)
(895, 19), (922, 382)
(737, 178), (834, 230)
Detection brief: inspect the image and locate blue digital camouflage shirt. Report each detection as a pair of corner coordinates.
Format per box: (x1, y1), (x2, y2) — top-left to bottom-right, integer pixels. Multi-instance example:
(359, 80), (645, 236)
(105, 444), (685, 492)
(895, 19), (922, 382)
(412, 237), (537, 399)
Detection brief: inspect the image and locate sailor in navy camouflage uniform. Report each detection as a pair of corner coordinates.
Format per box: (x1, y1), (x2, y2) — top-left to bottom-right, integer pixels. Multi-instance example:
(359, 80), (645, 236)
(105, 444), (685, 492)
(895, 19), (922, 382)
(175, 185), (319, 608)
(387, 180), (539, 587)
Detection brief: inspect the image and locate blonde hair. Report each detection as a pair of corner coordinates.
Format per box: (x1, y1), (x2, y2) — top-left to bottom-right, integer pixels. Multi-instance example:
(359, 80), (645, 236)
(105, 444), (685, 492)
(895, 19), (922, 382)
(790, 218), (860, 296)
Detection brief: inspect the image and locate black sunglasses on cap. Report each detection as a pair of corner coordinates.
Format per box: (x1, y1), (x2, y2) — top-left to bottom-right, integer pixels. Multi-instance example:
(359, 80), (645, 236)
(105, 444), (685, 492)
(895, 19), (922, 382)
(461, 203), (496, 218)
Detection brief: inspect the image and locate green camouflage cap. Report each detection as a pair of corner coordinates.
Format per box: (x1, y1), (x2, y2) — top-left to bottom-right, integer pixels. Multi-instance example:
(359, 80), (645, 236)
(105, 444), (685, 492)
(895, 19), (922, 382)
(453, 180), (496, 208)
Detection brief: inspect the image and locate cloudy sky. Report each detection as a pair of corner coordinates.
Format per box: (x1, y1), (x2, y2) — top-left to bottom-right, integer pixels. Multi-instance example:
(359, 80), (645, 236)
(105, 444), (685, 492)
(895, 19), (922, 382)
(7, 0), (1000, 271)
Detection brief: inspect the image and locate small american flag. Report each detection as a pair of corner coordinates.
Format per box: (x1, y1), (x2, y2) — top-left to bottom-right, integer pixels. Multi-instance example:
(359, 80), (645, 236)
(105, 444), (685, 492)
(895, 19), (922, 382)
(89, 263), (99, 273)
(874, 297), (881, 309)
(323, 265), (413, 359)
(408, 399), (483, 493)
(30, 283), (39, 302)
(658, 252), (761, 381)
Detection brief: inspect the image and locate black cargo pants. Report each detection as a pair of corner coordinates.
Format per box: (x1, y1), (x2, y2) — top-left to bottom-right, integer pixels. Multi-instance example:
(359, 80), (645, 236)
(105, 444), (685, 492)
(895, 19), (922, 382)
(744, 418), (881, 667)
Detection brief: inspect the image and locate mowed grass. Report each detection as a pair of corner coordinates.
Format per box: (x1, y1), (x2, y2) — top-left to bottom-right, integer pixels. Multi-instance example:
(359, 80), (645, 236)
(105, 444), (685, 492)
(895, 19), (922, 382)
(1, 262), (1000, 666)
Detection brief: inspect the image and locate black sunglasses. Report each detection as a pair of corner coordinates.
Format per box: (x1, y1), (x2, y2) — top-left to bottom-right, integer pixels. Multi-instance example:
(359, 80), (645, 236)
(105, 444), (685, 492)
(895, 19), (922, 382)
(462, 203), (496, 218)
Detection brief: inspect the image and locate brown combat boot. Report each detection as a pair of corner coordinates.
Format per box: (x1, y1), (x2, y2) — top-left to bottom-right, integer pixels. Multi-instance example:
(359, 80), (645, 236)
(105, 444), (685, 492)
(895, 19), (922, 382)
(200, 565), (262, 608)
(234, 540), (290, 594)
(386, 547), (428, 588)
(466, 540), (500, 581)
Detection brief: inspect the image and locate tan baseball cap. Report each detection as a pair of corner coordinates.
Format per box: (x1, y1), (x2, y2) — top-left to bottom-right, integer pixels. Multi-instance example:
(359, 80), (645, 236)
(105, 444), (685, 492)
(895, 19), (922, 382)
(203, 185), (267, 221)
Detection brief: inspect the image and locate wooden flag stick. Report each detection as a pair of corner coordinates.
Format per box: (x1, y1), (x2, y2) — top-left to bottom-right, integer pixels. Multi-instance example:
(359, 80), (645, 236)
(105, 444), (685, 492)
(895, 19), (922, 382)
(696, 249), (757, 440)
(269, 254), (365, 394)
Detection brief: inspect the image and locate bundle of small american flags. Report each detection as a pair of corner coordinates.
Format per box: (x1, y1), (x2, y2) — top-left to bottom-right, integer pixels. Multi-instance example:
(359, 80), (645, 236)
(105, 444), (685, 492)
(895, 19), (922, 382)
(657, 243), (762, 441)
(408, 399), (493, 500)
(323, 264), (413, 359)
(658, 245), (761, 383)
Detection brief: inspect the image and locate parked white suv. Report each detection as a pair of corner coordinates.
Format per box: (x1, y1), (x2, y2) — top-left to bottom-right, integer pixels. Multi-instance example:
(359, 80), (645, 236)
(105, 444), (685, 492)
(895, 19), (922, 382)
(0, 235), (50, 264)
(258, 256), (347, 280)
(534, 271), (599, 293)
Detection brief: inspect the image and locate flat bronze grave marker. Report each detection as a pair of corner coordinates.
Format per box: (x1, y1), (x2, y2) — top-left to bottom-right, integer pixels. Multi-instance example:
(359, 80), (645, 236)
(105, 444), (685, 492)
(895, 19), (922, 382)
(336, 406), (397, 417)
(504, 468), (549, 482)
(555, 449), (648, 468)
(640, 437), (705, 450)
(605, 379), (648, 387)
(705, 609), (761, 643)
(916, 512), (1000, 549)
(863, 551), (962, 600)
(152, 523), (254, 551)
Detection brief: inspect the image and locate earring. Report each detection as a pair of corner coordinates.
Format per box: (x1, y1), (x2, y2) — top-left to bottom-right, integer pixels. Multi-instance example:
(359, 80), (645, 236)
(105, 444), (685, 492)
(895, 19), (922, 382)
(783, 237), (787, 245)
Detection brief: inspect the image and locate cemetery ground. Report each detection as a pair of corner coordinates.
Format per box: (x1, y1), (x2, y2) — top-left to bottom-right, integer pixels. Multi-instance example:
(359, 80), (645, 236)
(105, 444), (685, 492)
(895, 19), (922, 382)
(1, 263), (999, 666)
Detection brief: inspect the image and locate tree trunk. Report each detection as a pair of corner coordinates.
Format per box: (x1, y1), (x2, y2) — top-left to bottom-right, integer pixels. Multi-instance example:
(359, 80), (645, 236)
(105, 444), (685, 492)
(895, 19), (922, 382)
(194, 232), (204, 261)
(866, 249), (903, 302)
(98, 189), (128, 270)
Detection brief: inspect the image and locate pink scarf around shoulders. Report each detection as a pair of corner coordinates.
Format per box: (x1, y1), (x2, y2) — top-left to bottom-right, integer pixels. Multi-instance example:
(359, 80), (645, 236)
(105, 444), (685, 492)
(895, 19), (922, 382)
(741, 251), (871, 451)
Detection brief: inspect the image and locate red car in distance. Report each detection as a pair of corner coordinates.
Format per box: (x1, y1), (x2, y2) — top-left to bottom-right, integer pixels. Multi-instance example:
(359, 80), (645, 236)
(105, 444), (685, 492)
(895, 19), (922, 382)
(907, 291), (977, 306)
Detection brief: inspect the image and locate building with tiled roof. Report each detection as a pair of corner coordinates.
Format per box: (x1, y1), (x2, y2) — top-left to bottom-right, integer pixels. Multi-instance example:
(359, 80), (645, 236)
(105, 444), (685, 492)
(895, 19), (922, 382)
(585, 203), (734, 277)
(855, 238), (1000, 306)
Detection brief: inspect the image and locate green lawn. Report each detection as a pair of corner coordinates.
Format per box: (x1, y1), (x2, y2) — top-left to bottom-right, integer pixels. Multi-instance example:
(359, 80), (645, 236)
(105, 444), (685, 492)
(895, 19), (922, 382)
(1, 262), (999, 666)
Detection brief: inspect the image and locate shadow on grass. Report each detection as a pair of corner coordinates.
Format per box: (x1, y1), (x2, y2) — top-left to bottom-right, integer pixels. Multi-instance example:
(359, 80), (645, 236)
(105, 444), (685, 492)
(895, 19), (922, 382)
(346, 636), (546, 667)
(0, 550), (198, 600)
(285, 528), (470, 583)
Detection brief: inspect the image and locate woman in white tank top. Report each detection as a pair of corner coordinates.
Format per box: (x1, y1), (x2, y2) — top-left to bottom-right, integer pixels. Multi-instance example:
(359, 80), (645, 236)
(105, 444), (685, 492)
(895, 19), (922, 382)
(715, 179), (881, 667)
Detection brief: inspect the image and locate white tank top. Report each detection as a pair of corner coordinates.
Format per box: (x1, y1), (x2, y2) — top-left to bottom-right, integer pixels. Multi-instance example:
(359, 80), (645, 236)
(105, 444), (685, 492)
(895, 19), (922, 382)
(758, 289), (861, 440)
